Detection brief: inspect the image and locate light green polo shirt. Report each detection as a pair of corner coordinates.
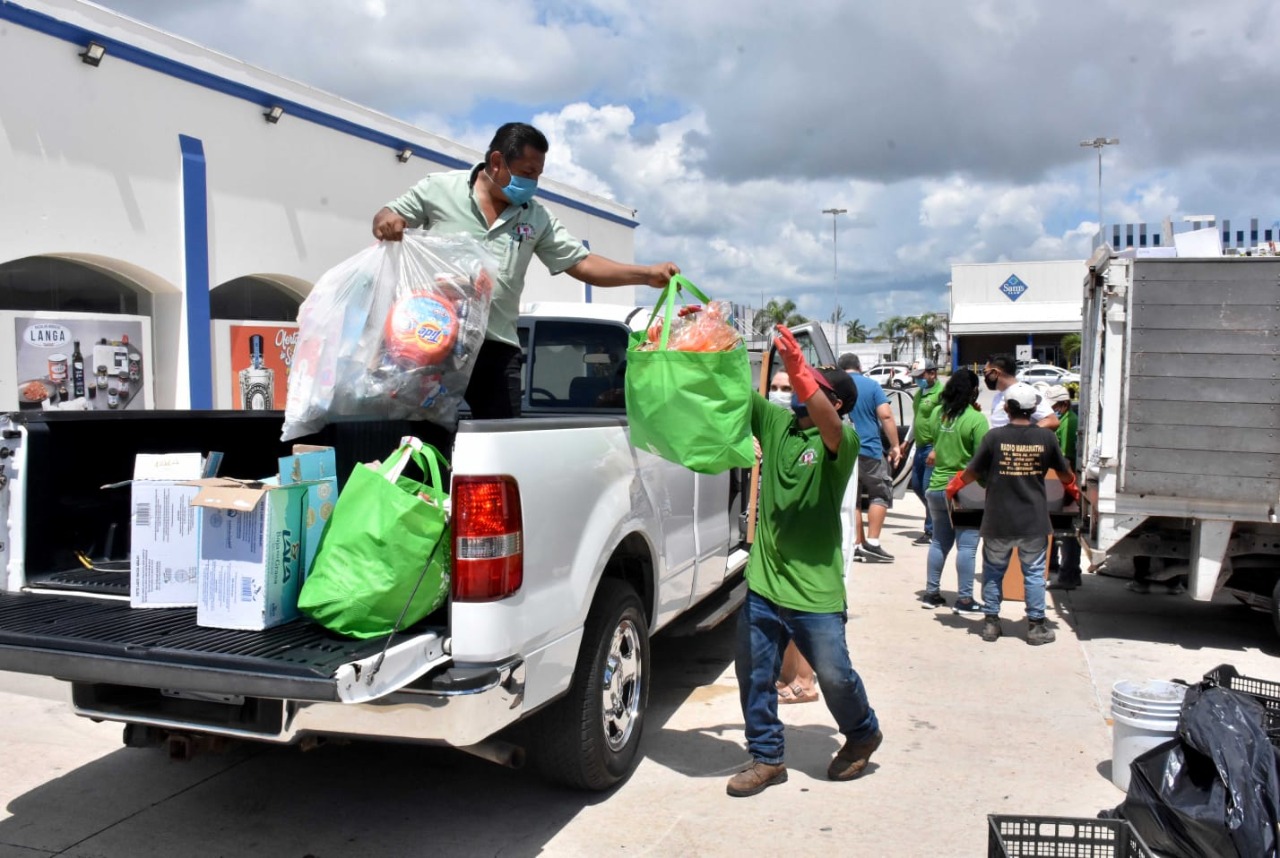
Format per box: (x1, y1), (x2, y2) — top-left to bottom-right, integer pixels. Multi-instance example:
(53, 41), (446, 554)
(387, 166), (591, 347)
(912, 382), (943, 446)
(747, 393), (860, 613)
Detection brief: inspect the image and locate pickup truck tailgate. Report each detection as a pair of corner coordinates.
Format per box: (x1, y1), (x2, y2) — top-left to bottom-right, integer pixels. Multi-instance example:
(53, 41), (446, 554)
(0, 592), (445, 702)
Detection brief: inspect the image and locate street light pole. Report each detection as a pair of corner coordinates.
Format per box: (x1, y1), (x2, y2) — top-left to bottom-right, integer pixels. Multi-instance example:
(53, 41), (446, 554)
(822, 207), (847, 341)
(1079, 137), (1119, 233)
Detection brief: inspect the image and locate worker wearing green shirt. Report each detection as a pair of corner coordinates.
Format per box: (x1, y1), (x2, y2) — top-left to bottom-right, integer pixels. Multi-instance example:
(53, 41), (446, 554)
(728, 327), (881, 798)
(1044, 384), (1083, 590)
(903, 360), (942, 544)
(921, 369), (987, 612)
(372, 122), (679, 418)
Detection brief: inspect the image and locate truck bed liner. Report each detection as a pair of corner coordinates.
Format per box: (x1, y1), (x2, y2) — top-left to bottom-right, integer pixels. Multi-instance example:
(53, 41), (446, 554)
(0, 592), (392, 698)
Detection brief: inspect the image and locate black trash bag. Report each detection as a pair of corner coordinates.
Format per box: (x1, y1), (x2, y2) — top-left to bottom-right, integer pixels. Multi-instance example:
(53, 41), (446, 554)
(1116, 684), (1280, 858)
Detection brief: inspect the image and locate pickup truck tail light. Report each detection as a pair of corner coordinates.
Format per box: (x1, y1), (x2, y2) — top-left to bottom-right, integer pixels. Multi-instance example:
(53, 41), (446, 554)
(452, 475), (523, 601)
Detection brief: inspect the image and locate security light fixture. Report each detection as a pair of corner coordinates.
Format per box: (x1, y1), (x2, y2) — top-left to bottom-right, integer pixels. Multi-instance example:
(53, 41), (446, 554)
(264, 105), (285, 124)
(1079, 137), (1119, 232)
(822, 208), (847, 329)
(80, 41), (106, 66)
(397, 148), (413, 163)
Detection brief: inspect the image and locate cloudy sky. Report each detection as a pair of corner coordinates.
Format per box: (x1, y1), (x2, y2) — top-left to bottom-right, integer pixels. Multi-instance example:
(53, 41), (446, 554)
(95, 0), (1280, 329)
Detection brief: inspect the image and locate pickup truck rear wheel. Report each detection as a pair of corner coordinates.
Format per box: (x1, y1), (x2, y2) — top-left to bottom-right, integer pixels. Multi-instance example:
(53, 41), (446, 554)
(530, 579), (650, 790)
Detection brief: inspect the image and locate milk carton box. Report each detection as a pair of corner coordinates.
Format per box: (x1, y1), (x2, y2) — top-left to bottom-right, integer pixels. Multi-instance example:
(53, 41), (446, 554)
(129, 452), (221, 607)
(277, 445), (337, 581)
(190, 478), (310, 630)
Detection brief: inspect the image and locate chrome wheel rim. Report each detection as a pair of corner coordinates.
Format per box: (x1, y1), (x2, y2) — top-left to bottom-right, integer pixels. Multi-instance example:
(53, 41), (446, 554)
(600, 617), (642, 753)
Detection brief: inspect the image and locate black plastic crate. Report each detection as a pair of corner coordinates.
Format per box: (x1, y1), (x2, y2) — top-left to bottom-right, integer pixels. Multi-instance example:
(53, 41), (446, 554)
(988, 816), (1155, 858)
(1203, 663), (1280, 737)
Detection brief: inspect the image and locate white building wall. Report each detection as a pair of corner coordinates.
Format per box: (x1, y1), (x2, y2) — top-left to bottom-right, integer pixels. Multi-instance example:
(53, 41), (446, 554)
(0, 0), (638, 407)
(949, 259), (1085, 336)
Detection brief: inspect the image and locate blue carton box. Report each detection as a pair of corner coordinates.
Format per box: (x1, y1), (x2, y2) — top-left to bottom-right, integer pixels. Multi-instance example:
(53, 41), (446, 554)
(278, 445), (337, 580)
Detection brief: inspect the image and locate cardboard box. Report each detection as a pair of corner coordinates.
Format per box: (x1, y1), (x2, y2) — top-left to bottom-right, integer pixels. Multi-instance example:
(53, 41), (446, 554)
(277, 445), (338, 581)
(129, 452), (221, 608)
(190, 478), (311, 630)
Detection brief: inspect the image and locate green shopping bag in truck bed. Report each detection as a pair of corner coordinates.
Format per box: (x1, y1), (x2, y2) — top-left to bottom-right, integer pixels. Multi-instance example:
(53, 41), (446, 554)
(298, 437), (450, 639)
(625, 276), (754, 474)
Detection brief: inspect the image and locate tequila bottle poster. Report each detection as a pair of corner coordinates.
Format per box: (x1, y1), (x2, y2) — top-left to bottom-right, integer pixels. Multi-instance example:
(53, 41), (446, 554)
(227, 324), (296, 410)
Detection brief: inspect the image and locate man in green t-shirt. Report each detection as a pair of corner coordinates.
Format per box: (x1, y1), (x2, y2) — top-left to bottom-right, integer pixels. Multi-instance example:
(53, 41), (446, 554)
(727, 326), (882, 798)
(903, 360), (942, 545)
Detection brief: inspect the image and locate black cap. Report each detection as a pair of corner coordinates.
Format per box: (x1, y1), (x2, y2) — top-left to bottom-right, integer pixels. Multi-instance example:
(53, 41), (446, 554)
(818, 366), (858, 416)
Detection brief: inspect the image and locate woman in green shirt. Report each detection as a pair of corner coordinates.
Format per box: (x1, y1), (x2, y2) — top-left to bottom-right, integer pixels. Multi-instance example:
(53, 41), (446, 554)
(921, 370), (988, 612)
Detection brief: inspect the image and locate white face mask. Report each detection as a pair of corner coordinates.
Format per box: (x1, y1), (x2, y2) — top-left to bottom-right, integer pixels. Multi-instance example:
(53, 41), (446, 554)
(768, 391), (791, 407)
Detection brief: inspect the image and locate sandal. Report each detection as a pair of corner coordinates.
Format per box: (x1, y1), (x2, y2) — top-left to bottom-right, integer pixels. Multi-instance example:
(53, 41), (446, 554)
(777, 681), (819, 705)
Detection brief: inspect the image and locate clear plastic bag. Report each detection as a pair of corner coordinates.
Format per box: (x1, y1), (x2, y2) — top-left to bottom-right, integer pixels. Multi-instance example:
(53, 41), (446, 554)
(638, 300), (742, 352)
(282, 231), (496, 441)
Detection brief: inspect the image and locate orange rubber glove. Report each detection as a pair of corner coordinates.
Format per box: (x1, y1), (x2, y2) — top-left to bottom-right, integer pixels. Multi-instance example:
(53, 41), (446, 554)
(945, 472), (966, 501)
(1061, 475), (1081, 505)
(775, 325), (829, 402)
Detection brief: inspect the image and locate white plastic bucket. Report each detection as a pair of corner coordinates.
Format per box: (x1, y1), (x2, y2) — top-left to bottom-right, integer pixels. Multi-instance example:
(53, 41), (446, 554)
(1110, 680), (1187, 792)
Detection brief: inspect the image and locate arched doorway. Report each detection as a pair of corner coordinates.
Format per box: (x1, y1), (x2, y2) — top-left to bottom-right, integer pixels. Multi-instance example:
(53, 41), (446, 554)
(209, 274), (306, 323)
(0, 254), (175, 410)
(209, 274), (310, 410)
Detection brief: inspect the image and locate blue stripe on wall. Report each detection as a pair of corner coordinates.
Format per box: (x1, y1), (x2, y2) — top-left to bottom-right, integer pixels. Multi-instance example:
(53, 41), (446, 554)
(179, 135), (213, 409)
(0, 1), (638, 229)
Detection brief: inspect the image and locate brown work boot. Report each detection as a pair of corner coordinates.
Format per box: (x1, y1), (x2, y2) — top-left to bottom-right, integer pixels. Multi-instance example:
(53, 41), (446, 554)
(827, 729), (883, 781)
(726, 760), (788, 797)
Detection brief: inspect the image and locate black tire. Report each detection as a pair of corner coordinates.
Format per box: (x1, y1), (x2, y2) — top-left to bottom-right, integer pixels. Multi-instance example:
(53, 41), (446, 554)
(892, 379), (908, 390)
(530, 579), (650, 790)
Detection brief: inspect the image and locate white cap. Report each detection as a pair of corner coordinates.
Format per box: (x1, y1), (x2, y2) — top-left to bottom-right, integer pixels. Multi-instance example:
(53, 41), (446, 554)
(1004, 382), (1042, 411)
(1042, 384), (1071, 404)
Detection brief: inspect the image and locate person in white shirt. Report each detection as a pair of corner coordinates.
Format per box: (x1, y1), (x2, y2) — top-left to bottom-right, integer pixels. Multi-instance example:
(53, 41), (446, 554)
(982, 354), (1059, 430)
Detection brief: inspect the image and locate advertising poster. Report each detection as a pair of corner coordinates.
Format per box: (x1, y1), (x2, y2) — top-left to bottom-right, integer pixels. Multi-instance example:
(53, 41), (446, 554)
(228, 323), (297, 410)
(14, 316), (147, 411)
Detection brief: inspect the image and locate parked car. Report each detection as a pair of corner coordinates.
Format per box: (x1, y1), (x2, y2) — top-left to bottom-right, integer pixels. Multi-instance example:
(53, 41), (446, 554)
(866, 362), (913, 389)
(1016, 364), (1081, 385)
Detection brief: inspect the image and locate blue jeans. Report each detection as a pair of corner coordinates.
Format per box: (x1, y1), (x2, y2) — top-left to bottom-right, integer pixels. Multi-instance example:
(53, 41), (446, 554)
(736, 590), (879, 764)
(981, 536), (1049, 621)
(912, 445), (934, 535)
(925, 490), (979, 599)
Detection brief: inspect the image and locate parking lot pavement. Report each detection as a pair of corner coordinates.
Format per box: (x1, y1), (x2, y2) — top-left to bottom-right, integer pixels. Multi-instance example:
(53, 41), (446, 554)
(1, 493), (1277, 857)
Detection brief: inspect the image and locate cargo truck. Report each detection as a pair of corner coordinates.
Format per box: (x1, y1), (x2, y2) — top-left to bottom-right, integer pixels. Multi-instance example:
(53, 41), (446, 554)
(1077, 249), (1280, 632)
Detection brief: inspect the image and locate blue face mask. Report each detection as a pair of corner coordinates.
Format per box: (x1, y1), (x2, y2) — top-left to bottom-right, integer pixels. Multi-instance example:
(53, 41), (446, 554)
(790, 392), (808, 419)
(500, 172), (538, 206)
(916, 377), (930, 390)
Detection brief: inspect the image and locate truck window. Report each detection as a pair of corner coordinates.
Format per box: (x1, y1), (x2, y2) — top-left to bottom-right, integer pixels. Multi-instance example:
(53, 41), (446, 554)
(526, 321), (628, 409)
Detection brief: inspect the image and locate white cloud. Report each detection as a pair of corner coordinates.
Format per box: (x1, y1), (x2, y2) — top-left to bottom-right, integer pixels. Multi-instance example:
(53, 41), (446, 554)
(92, 0), (1280, 326)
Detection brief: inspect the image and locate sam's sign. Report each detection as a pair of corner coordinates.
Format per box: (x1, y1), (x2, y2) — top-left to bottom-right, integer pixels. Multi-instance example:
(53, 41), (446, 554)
(999, 275), (1028, 301)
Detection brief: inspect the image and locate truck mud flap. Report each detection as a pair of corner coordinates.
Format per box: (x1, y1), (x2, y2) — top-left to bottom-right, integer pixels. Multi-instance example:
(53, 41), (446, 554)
(0, 592), (444, 702)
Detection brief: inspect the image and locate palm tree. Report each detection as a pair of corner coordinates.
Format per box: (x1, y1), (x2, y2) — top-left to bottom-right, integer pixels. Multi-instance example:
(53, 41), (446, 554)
(845, 318), (870, 343)
(1060, 333), (1082, 366)
(753, 299), (807, 333)
(876, 316), (907, 360)
(903, 312), (942, 364)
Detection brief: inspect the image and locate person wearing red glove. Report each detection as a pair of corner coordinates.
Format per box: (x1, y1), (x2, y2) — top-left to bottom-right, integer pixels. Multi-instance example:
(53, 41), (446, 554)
(948, 382), (1077, 646)
(727, 325), (882, 798)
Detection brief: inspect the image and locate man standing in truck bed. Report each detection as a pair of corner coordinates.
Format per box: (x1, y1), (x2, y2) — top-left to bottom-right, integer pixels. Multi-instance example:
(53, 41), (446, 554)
(372, 122), (679, 418)
(728, 326), (882, 798)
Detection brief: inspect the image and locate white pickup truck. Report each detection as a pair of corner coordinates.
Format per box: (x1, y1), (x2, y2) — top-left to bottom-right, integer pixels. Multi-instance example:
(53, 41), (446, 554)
(0, 303), (833, 790)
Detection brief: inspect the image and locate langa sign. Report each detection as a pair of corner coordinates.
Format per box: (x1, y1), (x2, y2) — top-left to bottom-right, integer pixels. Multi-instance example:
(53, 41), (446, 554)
(22, 323), (72, 347)
(999, 275), (1028, 302)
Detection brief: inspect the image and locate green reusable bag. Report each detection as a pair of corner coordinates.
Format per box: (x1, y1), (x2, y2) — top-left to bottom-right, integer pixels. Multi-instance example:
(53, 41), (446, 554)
(298, 437), (450, 639)
(625, 275), (754, 474)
